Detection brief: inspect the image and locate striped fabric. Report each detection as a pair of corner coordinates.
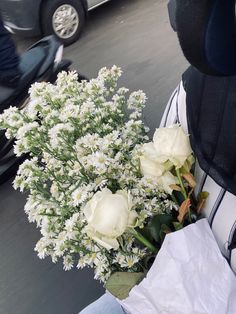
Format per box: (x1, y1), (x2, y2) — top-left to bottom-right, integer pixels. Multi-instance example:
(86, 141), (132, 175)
(160, 81), (236, 273)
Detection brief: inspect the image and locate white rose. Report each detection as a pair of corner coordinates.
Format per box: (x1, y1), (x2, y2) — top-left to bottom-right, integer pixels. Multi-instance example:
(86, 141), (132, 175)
(140, 142), (166, 177)
(156, 171), (178, 194)
(83, 188), (137, 250)
(139, 142), (178, 194)
(153, 124), (192, 168)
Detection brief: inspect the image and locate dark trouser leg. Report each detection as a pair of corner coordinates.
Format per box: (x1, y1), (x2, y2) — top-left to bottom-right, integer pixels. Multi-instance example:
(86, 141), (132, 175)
(0, 17), (21, 88)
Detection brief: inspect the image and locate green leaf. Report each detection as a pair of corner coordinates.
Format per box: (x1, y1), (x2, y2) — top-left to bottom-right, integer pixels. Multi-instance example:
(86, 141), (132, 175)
(143, 254), (156, 269)
(197, 191), (210, 213)
(159, 224), (172, 242)
(199, 191), (209, 199)
(105, 272), (145, 300)
(144, 214), (174, 243)
(173, 221), (183, 231)
(137, 227), (153, 243)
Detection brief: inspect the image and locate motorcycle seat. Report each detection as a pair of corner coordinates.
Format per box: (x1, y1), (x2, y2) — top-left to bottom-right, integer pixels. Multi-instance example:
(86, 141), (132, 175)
(0, 46), (46, 111)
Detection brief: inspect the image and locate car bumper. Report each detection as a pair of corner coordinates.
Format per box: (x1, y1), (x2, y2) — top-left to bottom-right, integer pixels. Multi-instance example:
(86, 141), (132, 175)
(0, 0), (41, 36)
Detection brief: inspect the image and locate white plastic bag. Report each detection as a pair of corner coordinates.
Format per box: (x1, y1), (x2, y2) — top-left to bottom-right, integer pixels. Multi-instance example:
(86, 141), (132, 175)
(120, 219), (236, 314)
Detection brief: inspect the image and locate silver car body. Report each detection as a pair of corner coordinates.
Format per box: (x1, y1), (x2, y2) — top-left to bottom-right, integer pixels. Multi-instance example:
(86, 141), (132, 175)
(88, 0), (110, 11)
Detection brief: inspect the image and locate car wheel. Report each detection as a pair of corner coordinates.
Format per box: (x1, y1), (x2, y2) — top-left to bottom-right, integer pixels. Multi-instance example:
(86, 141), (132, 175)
(42, 0), (85, 46)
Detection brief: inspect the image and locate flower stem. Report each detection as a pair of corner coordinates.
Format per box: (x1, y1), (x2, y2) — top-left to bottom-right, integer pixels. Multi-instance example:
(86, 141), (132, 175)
(176, 168), (188, 200)
(130, 229), (158, 253)
(176, 168), (192, 222)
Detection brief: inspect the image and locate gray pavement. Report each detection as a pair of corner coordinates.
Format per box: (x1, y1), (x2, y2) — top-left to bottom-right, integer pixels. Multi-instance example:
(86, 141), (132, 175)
(0, 0), (188, 313)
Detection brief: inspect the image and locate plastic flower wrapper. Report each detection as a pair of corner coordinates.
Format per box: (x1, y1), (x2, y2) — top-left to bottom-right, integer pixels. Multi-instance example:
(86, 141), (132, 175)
(119, 219), (236, 314)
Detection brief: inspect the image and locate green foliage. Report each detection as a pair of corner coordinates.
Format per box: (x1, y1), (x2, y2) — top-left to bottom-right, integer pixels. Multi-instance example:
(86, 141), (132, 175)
(105, 272), (145, 300)
(142, 214), (174, 243)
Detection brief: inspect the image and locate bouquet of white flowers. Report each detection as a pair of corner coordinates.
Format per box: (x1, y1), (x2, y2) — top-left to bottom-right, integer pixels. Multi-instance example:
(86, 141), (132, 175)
(0, 66), (207, 297)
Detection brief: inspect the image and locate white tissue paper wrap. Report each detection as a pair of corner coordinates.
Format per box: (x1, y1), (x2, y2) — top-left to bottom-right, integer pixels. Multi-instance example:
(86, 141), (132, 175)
(119, 219), (236, 314)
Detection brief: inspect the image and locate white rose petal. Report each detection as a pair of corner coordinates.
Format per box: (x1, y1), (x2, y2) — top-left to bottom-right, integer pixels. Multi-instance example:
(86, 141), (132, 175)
(140, 142), (167, 177)
(142, 142), (159, 160)
(83, 188), (137, 250)
(84, 226), (119, 250)
(157, 171), (178, 194)
(153, 124), (192, 168)
(140, 155), (166, 178)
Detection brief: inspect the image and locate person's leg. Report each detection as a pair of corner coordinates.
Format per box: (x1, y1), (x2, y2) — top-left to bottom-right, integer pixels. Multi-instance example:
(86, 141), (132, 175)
(80, 293), (125, 314)
(0, 16), (21, 88)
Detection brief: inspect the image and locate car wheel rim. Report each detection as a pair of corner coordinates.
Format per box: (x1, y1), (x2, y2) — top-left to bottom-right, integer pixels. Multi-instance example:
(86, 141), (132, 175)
(52, 4), (79, 39)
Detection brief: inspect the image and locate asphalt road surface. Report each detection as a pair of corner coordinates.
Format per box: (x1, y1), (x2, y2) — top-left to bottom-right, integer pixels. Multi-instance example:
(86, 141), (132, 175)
(0, 0), (188, 313)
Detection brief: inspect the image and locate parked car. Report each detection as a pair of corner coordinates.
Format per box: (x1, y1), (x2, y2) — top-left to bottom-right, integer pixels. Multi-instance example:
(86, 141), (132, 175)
(0, 0), (110, 46)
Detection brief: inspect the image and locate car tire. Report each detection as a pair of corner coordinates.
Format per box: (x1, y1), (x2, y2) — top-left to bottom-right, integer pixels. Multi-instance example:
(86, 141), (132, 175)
(41, 0), (85, 46)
